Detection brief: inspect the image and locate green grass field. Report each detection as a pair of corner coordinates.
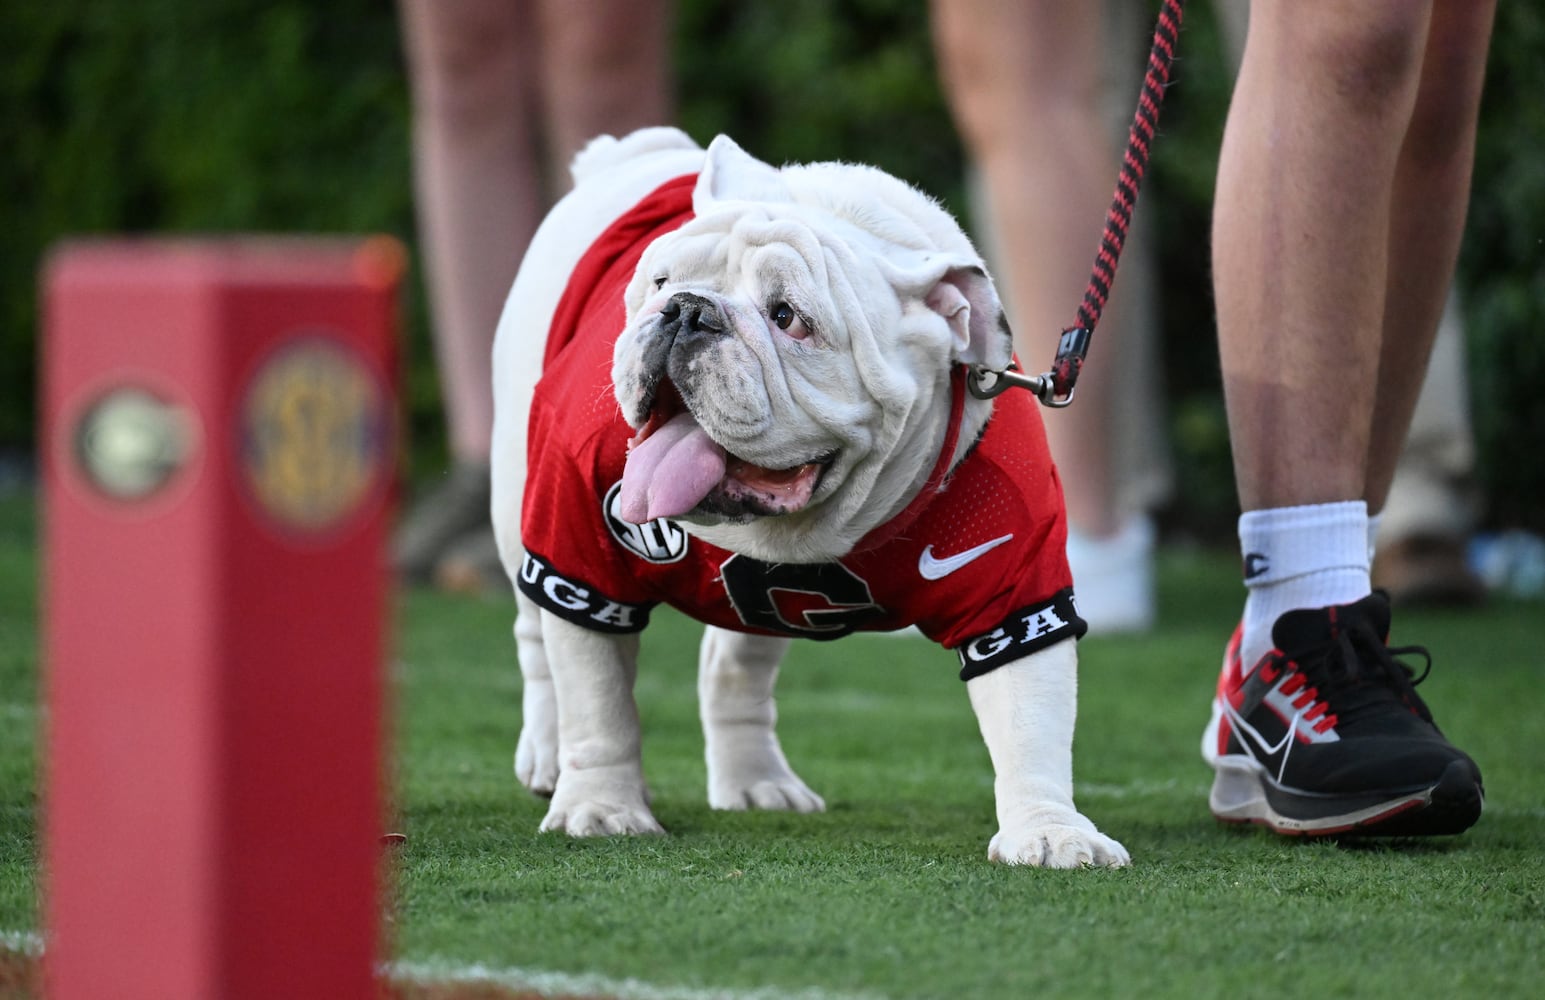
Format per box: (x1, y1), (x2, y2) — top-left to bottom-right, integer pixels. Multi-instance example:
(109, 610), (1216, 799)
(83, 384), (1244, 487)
(2, 489), (1542, 998)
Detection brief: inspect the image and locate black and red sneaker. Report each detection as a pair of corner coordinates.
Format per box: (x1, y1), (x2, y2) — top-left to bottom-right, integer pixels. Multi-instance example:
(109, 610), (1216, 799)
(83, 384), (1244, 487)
(1203, 592), (1483, 836)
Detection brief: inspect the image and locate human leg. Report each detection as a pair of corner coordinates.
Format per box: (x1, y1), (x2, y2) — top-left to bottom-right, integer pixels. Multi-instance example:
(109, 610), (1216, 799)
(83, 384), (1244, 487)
(407, 0), (675, 591)
(1367, 1), (1495, 604)
(1215, 1), (1432, 514)
(397, 0), (542, 583)
(1210, 0), (1492, 608)
(537, 0), (674, 183)
(1365, 0), (1496, 513)
(933, 0), (1122, 531)
(401, 0), (541, 467)
(1215, 0), (1434, 660)
(1205, 0), (1487, 836)
(1217, 0), (1496, 649)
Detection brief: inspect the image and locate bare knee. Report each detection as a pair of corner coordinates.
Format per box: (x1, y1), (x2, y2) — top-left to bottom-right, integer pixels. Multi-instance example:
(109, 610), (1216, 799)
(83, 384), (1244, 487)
(1251, 1), (1431, 117)
(403, 0), (528, 131)
(931, 0), (1103, 159)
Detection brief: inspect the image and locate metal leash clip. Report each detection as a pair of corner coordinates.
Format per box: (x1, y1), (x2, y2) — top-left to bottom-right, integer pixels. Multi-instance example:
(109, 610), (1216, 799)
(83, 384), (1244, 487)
(967, 325), (1089, 409)
(967, 363), (1063, 405)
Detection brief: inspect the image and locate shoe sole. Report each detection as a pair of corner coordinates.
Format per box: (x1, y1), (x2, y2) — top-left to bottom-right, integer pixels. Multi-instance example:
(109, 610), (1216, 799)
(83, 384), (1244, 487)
(1209, 754), (1484, 837)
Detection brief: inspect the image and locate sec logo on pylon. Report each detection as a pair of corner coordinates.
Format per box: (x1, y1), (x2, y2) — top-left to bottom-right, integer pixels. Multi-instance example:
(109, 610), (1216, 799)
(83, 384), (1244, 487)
(239, 335), (391, 538)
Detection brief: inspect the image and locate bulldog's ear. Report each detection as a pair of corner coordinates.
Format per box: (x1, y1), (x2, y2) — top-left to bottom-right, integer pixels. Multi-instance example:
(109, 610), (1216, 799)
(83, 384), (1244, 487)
(695, 135), (793, 210)
(926, 265), (1013, 368)
(883, 253), (1014, 370)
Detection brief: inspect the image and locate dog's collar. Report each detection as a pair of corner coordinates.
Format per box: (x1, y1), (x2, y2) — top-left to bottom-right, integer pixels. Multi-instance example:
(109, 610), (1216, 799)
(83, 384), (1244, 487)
(850, 364), (968, 555)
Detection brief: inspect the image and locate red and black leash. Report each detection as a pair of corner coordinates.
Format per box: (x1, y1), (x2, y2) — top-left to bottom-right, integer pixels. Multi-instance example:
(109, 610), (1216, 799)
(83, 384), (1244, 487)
(969, 0), (1186, 408)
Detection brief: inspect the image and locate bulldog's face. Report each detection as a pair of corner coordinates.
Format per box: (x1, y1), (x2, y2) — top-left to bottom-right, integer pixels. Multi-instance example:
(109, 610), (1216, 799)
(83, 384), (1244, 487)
(612, 136), (1014, 563)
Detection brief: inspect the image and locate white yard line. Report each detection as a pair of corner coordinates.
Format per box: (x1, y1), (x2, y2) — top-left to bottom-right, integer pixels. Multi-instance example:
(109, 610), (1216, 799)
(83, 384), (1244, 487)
(384, 960), (886, 1000)
(1077, 777), (1203, 799)
(1, 932), (880, 1000)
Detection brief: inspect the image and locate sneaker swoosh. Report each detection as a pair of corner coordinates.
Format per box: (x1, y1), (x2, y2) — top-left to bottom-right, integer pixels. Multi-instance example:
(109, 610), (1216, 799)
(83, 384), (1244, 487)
(1221, 697), (1296, 770)
(918, 534), (1014, 580)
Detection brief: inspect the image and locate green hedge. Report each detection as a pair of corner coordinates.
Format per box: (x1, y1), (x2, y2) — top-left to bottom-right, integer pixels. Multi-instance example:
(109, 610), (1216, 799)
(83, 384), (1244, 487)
(1, 0), (413, 445)
(4, 1), (1541, 530)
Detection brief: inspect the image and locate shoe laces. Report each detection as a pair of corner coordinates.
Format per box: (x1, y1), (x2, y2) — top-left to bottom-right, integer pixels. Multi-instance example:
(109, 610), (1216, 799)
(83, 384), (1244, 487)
(1289, 620), (1435, 729)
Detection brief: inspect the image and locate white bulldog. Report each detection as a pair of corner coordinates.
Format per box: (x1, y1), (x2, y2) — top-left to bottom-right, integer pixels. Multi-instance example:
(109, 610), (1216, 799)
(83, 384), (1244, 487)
(490, 127), (1128, 867)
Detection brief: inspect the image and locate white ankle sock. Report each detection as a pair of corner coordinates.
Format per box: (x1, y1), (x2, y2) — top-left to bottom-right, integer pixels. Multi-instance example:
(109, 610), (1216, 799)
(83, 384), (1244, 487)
(1367, 512), (1382, 564)
(1238, 501), (1371, 671)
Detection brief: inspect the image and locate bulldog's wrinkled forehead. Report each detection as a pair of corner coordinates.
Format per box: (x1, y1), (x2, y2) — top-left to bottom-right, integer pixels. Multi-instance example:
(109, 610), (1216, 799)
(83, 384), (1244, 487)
(644, 202), (901, 307)
(646, 207), (822, 278)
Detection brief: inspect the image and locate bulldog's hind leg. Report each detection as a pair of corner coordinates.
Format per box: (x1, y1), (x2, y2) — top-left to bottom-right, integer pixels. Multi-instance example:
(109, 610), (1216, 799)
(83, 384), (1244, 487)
(539, 614), (663, 836)
(966, 640), (1129, 868)
(699, 627), (825, 813)
(513, 589), (559, 796)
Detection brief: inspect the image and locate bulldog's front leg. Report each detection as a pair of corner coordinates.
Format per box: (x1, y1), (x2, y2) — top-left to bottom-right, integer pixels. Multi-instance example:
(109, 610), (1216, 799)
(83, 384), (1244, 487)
(513, 590), (559, 796)
(537, 613), (663, 836)
(699, 627), (825, 813)
(966, 639), (1129, 868)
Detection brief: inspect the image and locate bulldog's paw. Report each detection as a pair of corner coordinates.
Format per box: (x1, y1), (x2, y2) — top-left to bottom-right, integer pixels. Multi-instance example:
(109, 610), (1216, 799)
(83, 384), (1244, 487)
(988, 809), (1130, 869)
(709, 773), (826, 813)
(514, 724), (559, 797)
(539, 767), (664, 837)
(539, 799), (665, 837)
(705, 731), (825, 813)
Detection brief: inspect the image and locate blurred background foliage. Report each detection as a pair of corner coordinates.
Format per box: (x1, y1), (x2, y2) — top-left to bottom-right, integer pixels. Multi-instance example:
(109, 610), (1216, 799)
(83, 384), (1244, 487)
(3, 1), (1541, 534)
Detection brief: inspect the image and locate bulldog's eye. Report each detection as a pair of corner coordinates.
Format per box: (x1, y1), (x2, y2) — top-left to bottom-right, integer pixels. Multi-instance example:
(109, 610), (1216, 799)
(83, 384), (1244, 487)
(653, 275), (668, 290)
(769, 302), (811, 341)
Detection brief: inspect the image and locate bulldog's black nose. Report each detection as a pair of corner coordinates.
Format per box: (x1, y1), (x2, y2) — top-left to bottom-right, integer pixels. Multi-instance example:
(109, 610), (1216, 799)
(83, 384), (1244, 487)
(661, 292), (726, 336)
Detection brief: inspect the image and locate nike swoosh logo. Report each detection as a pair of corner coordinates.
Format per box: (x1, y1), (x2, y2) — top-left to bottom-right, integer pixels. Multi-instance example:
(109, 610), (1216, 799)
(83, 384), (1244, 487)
(918, 534), (1014, 580)
(1243, 552), (1270, 580)
(1221, 698), (1300, 783)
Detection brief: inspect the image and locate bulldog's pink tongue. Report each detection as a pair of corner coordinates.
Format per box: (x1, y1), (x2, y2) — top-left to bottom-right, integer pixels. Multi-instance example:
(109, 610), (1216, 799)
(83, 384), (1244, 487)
(619, 412), (727, 523)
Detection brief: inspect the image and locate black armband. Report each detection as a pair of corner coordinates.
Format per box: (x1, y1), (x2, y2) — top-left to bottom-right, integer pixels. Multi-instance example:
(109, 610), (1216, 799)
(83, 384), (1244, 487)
(516, 549), (654, 634)
(955, 588), (1087, 681)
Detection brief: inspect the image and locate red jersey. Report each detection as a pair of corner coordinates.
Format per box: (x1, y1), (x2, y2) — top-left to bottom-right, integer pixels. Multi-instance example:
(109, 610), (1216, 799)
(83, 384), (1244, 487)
(519, 174), (1086, 680)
